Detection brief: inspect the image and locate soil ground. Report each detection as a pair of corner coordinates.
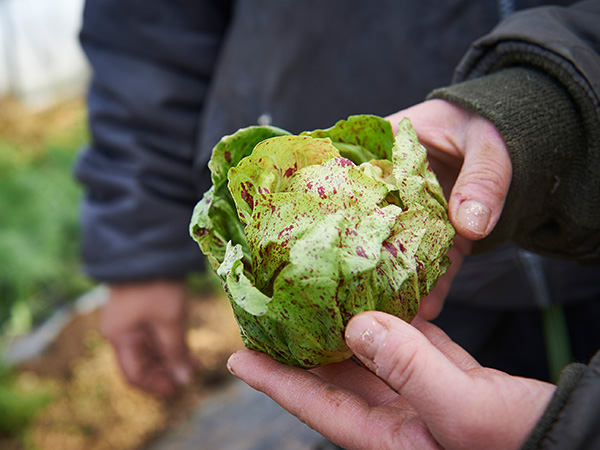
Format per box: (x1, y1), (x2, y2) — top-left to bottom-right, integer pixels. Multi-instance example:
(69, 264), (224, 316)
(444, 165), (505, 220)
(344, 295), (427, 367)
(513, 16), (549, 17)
(2, 293), (248, 450)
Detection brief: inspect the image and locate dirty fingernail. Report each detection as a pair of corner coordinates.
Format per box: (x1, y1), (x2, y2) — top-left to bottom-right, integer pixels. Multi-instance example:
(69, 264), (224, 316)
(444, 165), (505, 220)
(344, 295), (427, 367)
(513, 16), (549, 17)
(456, 200), (490, 236)
(345, 314), (387, 368)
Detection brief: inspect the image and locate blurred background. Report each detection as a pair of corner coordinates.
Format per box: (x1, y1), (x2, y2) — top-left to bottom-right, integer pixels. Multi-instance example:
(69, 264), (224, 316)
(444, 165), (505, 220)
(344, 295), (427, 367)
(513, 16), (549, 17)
(1, 0), (89, 339)
(0, 1), (254, 449)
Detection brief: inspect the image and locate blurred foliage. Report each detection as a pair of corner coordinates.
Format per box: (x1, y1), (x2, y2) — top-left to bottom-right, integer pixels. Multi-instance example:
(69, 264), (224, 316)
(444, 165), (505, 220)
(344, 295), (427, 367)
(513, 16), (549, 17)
(0, 97), (94, 336)
(187, 269), (223, 297)
(0, 362), (53, 440)
(0, 97), (238, 450)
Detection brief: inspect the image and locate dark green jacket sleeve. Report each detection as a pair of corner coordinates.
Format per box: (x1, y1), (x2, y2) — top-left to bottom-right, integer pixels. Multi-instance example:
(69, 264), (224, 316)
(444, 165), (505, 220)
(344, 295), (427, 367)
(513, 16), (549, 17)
(428, 0), (600, 263)
(522, 353), (600, 450)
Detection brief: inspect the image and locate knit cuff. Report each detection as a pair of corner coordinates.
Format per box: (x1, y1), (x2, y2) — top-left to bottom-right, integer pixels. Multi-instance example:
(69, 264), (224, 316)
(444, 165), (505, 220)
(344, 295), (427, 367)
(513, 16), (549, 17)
(521, 363), (587, 450)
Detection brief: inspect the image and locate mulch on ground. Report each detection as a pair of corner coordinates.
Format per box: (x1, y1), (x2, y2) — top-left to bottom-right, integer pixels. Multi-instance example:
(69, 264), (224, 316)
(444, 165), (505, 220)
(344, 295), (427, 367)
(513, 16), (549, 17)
(4, 293), (244, 450)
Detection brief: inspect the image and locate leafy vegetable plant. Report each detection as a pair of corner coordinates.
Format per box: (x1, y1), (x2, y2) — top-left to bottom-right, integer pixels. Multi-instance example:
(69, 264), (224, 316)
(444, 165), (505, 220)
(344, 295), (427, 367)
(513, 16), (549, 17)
(190, 115), (454, 368)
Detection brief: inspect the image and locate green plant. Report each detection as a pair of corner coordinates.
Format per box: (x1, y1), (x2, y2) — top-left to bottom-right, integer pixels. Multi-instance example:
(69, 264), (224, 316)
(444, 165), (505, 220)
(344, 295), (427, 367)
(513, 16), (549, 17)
(0, 108), (93, 336)
(0, 362), (52, 438)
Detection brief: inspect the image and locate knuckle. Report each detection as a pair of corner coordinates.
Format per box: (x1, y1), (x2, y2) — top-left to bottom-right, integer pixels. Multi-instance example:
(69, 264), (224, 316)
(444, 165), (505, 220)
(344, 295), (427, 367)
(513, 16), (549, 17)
(457, 161), (510, 200)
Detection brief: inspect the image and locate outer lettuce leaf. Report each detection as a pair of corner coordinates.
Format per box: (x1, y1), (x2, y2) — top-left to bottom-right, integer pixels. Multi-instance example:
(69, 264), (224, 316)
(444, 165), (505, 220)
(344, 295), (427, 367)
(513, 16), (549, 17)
(303, 114), (395, 162)
(190, 115), (455, 368)
(228, 135), (339, 225)
(190, 126), (290, 270)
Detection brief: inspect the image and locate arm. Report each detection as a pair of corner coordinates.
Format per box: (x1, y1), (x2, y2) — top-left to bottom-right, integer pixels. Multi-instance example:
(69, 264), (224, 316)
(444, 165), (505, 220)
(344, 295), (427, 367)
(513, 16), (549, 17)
(229, 313), (600, 450)
(75, 0), (232, 394)
(522, 354), (600, 449)
(398, 0), (600, 316)
(76, 0), (231, 281)
(413, 3), (600, 443)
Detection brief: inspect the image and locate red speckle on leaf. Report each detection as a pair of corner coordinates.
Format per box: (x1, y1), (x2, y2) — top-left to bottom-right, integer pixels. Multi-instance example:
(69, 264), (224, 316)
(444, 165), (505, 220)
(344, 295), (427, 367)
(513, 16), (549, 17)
(337, 157), (354, 167)
(241, 183), (254, 209)
(356, 246), (367, 258)
(318, 186), (326, 198)
(284, 163), (297, 178)
(193, 227), (209, 238)
(383, 241), (397, 258)
(278, 224), (294, 240)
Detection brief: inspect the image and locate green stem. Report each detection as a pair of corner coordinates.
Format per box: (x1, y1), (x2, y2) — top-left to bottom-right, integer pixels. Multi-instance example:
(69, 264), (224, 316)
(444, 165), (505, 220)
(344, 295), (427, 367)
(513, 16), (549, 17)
(542, 303), (572, 383)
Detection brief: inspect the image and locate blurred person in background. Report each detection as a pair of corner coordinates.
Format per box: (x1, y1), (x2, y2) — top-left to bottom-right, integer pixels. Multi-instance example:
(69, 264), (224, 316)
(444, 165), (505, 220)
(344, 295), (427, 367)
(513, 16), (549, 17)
(76, 0), (600, 447)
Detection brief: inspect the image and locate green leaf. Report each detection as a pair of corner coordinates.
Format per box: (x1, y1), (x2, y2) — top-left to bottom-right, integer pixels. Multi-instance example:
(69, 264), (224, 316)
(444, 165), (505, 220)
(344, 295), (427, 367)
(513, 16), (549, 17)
(228, 135), (339, 225)
(303, 114), (395, 162)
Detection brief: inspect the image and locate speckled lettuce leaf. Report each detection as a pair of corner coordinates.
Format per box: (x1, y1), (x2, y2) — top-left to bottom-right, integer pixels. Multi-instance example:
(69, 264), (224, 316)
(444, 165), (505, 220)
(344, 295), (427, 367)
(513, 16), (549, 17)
(190, 125), (290, 270)
(190, 115), (455, 368)
(302, 114), (395, 162)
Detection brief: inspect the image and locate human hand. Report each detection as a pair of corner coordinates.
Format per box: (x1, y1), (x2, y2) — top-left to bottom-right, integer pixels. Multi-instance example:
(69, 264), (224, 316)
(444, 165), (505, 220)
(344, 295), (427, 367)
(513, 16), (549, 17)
(386, 100), (513, 318)
(228, 312), (555, 450)
(101, 280), (196, 396)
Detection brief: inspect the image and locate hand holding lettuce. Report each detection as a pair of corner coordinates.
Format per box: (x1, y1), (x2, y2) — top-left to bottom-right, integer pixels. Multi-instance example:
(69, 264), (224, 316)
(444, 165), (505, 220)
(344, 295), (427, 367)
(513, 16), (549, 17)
(190, 115), (454, 368)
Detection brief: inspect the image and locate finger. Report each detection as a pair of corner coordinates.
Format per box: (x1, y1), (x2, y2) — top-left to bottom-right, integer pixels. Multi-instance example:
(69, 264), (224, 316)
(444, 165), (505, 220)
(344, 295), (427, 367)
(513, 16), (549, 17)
(388, 100), (512, 240)
(230, 350), (443, 450)
(345, 311), (473, 427)
(448, 120), (512, 240)
(153, 319), (194, 387)
(417, 238), (470, 320)
(228, 349), (380, 450)
(112, 330), (176, 396)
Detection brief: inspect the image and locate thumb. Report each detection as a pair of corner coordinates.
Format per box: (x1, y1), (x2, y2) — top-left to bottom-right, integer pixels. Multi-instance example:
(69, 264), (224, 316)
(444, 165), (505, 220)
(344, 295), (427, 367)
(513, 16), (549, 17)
(345, 312), (472, 425)
(448, 118), (512, 240)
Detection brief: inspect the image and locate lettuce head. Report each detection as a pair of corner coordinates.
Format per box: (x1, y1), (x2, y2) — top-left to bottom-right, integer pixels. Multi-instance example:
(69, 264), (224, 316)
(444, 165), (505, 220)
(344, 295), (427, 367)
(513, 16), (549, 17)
(190, 115), (454, 368)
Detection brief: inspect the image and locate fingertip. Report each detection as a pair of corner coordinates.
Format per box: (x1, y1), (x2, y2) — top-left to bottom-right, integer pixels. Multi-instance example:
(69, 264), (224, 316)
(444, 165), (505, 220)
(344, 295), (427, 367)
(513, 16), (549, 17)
(345, 312), (421, 372)
(417, 297), (444, 320)
(226, 350), (243, 376)
(227, 349), (273, 378)
(346, 311), (413, 337)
